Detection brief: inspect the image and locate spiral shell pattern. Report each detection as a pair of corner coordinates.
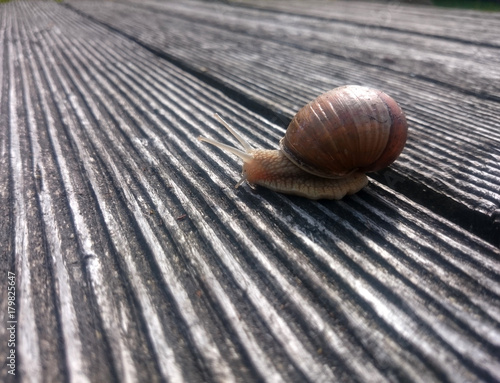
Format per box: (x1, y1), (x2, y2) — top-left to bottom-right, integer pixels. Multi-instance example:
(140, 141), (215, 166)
(280, 85), (408, 179)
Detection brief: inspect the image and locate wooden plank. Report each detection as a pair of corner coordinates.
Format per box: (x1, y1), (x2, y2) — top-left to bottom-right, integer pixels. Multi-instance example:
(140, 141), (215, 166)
(1, 1), (499, 383)
(116, 0), (500, 98)
(67, 0), (500, 244)
(230, 0), (500, 46)
(69, 0), (500, 99)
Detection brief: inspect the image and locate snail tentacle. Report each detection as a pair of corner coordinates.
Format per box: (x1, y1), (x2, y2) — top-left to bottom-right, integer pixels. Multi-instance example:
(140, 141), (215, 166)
(213, 113), (253, 152)
(197, 135), (253, 163)
(197, 113), (255, 163)
(198, 113), (259, 187)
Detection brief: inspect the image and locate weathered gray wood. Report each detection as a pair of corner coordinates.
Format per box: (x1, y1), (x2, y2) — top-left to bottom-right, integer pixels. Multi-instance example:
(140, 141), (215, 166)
(1, 1), (499, 383)
(232, 0), (500, 46)
(115, 0), (500, 97)
(66, 0), (500, 245)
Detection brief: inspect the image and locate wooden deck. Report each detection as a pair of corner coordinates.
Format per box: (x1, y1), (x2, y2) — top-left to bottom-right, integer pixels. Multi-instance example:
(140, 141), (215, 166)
(1, 0), (499, 382)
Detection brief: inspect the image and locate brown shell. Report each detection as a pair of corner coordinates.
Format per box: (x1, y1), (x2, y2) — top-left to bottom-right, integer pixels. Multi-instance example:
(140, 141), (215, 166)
(280, 85), (408, 178)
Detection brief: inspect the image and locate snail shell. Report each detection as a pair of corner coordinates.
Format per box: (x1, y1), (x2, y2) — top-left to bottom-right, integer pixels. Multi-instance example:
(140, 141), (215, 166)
(198, 85), (407, 199)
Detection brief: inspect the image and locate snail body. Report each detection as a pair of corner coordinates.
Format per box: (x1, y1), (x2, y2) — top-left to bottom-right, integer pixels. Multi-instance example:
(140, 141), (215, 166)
(198, 85), (407, 199)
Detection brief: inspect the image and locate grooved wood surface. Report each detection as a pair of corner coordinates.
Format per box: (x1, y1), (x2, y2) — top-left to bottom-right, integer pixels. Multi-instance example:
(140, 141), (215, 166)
(1, 1), (499, 382)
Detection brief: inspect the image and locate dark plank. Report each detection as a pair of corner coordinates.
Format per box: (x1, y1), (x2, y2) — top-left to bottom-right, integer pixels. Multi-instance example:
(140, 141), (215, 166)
(1, 1), (499, 383)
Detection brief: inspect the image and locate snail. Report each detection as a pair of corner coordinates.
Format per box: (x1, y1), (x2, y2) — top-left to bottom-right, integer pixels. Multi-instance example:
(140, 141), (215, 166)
(198, 85), (408, 199)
